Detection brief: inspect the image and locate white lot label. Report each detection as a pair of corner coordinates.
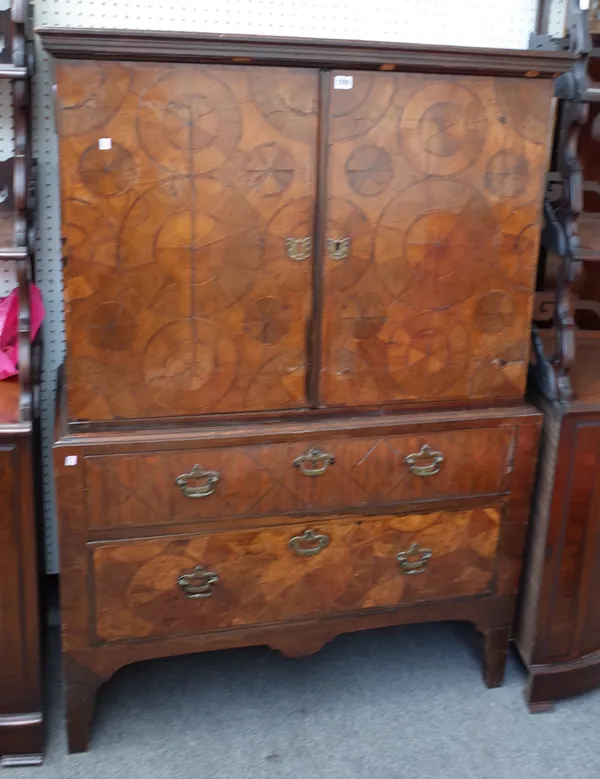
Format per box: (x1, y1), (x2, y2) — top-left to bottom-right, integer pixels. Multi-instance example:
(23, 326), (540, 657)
(64, 455), (78, 466)
(333, 75), (353, 90)
(98, 137), (112, 150)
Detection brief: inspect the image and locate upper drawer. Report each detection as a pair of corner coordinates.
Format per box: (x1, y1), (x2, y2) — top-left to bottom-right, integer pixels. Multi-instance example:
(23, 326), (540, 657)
(85, 426), (514, 530)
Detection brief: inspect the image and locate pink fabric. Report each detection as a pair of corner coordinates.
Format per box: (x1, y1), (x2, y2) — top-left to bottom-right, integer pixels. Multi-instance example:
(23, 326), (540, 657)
(0, 284), (45, 380)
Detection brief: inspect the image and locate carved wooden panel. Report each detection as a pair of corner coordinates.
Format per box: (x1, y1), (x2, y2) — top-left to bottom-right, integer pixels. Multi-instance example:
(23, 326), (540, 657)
(85, 426), (513, 530)
(321, 72), (552, 407)
(55, 62), (318, 421)
(91, 507), (501, 642)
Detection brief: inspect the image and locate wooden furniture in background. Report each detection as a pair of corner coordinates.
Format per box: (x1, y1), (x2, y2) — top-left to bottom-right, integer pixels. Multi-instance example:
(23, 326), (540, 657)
(515, 1), (600, 711)
(39, 27), (573, 751)
(0, 0), (42, 767)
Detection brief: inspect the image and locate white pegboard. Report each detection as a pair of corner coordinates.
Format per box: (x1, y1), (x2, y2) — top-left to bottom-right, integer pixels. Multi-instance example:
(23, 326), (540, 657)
(0, 79), (15, 297)
(31, 0), (542, 573)
(35, 0), (540, 49)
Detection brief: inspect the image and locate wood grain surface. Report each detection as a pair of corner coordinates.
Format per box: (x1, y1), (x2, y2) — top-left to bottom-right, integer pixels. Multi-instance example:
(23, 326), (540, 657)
(56, 63), (552, 422)
(91, 507), (501, 643)
(321, 71), (552, 407)
(0, 440), (43, 763)
(0, 379), (20, 425)
(84, 426), (514, 531)
(515, 405), (600, 709)
(56, 62), (318, 421)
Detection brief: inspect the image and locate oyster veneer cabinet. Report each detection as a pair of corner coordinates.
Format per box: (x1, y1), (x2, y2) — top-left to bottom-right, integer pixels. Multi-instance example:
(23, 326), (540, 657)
(38, 28), (573, 752)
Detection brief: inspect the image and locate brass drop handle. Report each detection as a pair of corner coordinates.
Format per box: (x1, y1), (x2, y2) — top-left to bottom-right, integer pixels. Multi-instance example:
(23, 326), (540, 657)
(177, 565), (219, 598)
(404, 444), (444, 477)
(175, 464), (220, 498)
(327, 237), (350, 260)
(293, 447), (335, 476)
(396, 543), (432, 575)
(288, 529), (330, 557)
(285, 236), (312, 261)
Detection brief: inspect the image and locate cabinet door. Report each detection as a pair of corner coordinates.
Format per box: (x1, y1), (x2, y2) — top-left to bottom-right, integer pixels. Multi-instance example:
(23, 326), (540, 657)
(57, 63), (318, 421)
(321, 71), (552, 407)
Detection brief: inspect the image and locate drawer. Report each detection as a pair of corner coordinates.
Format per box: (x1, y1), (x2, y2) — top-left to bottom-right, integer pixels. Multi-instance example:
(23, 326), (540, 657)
(86, 427), (514, 530)
(91, 507), (501, 643)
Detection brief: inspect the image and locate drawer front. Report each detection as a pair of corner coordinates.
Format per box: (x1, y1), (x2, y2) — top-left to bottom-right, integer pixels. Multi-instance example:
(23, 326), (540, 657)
(92, 507), (501, 643)
(86, 427), (514, 530)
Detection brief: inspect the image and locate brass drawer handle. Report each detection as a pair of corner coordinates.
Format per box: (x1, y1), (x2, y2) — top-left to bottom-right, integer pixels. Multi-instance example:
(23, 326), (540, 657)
(327, 237), (350, 260)
(177, 565), (219, 598)
(175, 464), (220, 498)
(396, 543), (432, 575)
(293, 447), (335, 476)
(288, 529), (330, 557)
(405, 444), (444, 477)
(285, 236), (312, 261)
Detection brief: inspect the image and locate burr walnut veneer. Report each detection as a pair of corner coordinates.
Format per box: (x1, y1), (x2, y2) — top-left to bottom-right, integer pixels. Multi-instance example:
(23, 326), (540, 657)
(39, 28), (571, 751)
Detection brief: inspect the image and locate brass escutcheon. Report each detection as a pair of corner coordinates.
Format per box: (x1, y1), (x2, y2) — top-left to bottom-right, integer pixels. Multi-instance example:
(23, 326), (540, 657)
(285, 236), (312, 261)
(327, 237), (350, 260)
(293, 447), (335, 476)
(404, 444), (445, 477)
(288, 529), (330, 557)
(396, 543), (432, 575)
(175, 464), (220, 498)
(177, 565), (219, 598)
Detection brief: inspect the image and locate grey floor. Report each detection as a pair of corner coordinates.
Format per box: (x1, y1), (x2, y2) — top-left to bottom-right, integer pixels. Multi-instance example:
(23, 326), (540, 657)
(14, 622), (600, 779)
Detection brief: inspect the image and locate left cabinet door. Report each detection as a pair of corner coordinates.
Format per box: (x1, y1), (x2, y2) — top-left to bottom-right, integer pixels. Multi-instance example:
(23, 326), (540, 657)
(56, 63), (319, 421)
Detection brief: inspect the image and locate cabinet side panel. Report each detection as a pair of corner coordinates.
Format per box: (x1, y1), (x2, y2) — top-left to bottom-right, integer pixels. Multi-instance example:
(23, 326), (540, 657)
(544, 420), (600, 659)
(514, 405), (562, 665)
(0, 445), (24, 713)
(0, 439), (41, 718)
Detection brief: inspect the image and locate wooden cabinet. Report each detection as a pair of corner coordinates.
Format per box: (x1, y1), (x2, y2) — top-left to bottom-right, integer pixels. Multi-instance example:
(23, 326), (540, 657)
(0, 1), (42, 766)
(514, 28), (600, 709)
(40, 28), (571, 752)
(0, 429), (42, 766)
(515, 404), (600, 710)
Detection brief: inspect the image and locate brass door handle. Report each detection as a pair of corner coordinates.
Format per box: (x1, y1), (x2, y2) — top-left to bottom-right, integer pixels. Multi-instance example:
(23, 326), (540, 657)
(175, 464), (220, 498)
(177, 565), (219, 598)
(285, 236), (312, 261)
(396, 543), (432, 575)
(293, 447), (335, 476)
(404, 444), (444, 477)
(327, 237), (350, 260)
(288, 529), (330, 557)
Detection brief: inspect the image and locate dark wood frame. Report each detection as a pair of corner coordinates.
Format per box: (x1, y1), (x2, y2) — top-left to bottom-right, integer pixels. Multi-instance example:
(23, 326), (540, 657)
(516, 1), (600, 711)
(0, 1), (42, 767)
(37, 27), (575, 76)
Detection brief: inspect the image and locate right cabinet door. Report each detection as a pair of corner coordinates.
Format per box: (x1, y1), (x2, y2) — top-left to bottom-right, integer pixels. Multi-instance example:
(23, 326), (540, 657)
(320, 71), (552, 408)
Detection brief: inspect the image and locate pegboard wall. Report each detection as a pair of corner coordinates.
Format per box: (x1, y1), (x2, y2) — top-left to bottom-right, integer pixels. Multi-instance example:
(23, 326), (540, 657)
(0, 78), (15, 297)
(27, 0), (548, 572)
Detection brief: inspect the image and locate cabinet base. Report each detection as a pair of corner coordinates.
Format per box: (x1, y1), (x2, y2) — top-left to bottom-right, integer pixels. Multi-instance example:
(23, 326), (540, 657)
(63, 599), (512, 753)
(525, 649), (600, 711)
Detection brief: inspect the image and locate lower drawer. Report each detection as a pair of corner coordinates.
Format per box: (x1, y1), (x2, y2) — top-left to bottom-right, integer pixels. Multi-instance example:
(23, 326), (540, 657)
(91, 507), (501, 643)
